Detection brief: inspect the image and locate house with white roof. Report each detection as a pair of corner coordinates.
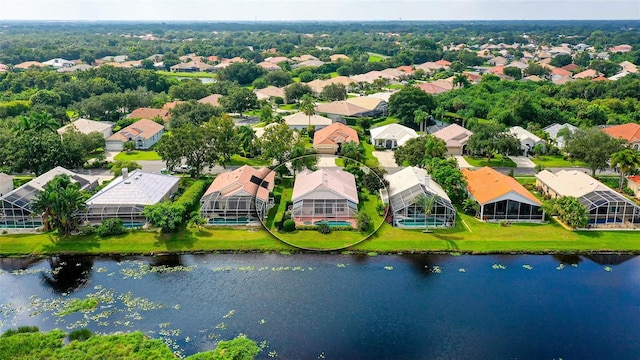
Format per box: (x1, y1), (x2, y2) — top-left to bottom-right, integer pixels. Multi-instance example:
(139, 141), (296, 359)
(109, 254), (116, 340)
(105, 119), (165, 151)
(432, 124), (473, 155)
(536, 170), (640, 228)
(542, 123), (578, 149)
(283, 112), (333, 131)
(291, 169), (359, 228)
(370, 123), (418, 149)
(509, 126), (545, 156)
(0, 173), (13, 197)
(1, 167), (98, 229)
(200, 166), (274, 225)
(381, 167), (455, 228)
(57, 118), (114, 138)
(42, 58), (74, 68)
(83, 169), (180, 226)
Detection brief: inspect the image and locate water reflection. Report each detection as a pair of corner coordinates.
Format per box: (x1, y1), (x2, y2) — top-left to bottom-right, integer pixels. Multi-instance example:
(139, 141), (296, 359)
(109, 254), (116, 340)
(150, 254), (184, 268)
(0, 258), (41, 272)
(552, 254), (583, 265)
(583, 254), (637, 265)
(41, 256), (94, 294)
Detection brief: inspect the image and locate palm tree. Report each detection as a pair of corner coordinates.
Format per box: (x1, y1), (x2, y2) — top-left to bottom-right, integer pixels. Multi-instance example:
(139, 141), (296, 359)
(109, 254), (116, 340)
(452, 74), (470, 89)
(340, 140), (364, 165)
(424, 135), (447, 160)
(13, 112), (59, 133)
(414, 193), (438, 233)
(31, 175), (87, 236)
(236, 125), (257, 157)
(611, 149), (640, 190)
(413, 110), (429, 133)
(299, 94), (316, 127)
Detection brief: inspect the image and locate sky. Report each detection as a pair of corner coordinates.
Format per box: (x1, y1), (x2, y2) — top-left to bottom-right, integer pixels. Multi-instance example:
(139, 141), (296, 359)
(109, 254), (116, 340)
(0, 0), (638, 21)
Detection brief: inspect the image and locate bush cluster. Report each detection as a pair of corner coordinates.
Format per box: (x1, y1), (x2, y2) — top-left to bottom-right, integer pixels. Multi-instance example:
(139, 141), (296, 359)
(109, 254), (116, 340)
(96, 218), (126, 237)
(173, 179), (211, 220)
(282, 219), (296, 232)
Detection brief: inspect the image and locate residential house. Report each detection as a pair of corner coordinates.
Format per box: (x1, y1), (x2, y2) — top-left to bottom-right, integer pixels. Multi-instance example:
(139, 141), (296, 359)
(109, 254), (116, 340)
(127, 108), (170, 124)
(601, 123), (640, 150)
(370, 123), (418, 149)
(162, 101), (185, 111)
(618, 61), (638, 73)
(350, 71), (398, 84)
(57, 118), (114, 139)
(14, 61), (43, 70)
(551, 67), (572, 77)
(57, 64), (93, 73)
(415, 61), (445, 73)
(199, 166), (274, 225)
(542, 123), (578, 149)
(573, 69), (599, 79)
(0, 64), (7, 73)
(0, 173), (13, 197)
(105, 119), (165, 151)
(509, 126), (544, 155)
(170, 61), (215, 72)
(291, 169), (359, 228)
(381, 68), (407, 79)
(627, 176), (640, 200)
(42, 58), (74, 68)
(561, 63), (580, 72)
(292, 59), (324, 68)
(313, 123), (359, 154)
(330, 54), (349, 62)
(283, 112), (332, 131)
(463, 167), (544, 222)
(84, 169), (180, 226)
(432, 124), (473, 155)
(264, 56), (290, 64)
(609, 45), (632, 53)
(488, 56), (509, 66)
(315, 101), (372, 120)
(198, 94), (223, 107)
(396, 65), (415, 75)
(536, 170), (640, 228)
(609, 71), (632, 81)
(345, 96), (388, 116)
(0, 167), (98, 229)
(415, 82), (449, 95)
(254, 86), (286, 102)
(257, 61), (281, 71)
(381, 167), (455, 228)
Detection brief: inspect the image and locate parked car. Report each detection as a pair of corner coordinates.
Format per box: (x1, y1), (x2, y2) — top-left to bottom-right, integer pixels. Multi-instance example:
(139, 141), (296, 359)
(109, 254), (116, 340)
(172, 164), (192, 174)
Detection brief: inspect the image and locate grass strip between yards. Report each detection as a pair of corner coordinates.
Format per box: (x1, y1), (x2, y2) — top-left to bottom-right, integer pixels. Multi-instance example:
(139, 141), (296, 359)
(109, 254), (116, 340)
(464, 155), (516, 168)
(2, 212), (640, 255)
(113, 151), (162, 161)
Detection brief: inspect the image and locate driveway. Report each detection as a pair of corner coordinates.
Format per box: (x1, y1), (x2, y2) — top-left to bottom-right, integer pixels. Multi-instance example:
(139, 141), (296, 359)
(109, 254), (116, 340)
(317, 155), (339, 168)
(453, 155), (473, 168)
(509, 156), (536, 168)
(372, 151), (398, 168)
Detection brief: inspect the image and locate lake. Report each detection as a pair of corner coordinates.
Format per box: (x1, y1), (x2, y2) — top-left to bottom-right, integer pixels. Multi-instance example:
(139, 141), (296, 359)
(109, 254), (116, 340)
(1, 253), (639, 359)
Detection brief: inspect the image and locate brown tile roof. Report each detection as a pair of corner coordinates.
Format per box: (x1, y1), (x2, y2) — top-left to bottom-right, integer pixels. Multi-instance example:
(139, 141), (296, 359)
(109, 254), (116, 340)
(573, 69), (599, 79)
(591, 76), (609, 82)
(488, 66), (505, 75)
(414, 82), (448, 94)
(396, 65), (415, 74)
(561, 63), (579, 72)
(127, 108), (170, 121)
(315, 101), (370, 117)
(14, 61), (43, 69)
(435, 59), (452, 66)
(107, 119), (164, 142)
(204, 165), (274, 202)
(162, 101), (185, 111)
(601, 123), (640, 143)
(628, 175), (640, 186)
(313, 123), (359, 147)
(462, 167), (541, 205)
(198, 94), (223, 107)
(551, 67), (572, 77)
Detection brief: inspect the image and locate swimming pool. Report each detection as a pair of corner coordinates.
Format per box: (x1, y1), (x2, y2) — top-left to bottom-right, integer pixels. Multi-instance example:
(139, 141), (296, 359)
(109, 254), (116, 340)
(208, 217), (252, 225)
(314, 220), (353, 227)
(397, 218), (449, 227)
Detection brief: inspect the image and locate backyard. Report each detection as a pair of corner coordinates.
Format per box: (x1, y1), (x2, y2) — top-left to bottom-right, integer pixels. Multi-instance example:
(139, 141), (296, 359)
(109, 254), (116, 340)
(530, 155), (588, 167)
(464, 154), (517, 168)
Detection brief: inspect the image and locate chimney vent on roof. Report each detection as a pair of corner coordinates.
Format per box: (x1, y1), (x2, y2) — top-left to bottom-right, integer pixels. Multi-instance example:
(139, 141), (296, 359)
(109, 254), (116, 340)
(122, 168), (129, 179)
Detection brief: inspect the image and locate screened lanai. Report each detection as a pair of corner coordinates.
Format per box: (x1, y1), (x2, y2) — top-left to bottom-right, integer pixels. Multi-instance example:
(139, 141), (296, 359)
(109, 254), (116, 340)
(0, 184), (42, 228)
(83, 204), (147, 227)
(581, 190), (640, 227)
(479, 199), (544, 221)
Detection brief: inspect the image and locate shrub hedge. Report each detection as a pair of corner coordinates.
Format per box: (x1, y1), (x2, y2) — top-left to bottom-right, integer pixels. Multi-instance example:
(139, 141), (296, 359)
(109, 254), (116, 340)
(174, 179), (211, 220)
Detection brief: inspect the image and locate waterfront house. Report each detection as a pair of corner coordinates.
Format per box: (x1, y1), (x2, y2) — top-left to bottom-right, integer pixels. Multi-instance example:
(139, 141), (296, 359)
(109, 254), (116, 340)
(432, 124), (473, 155)
(199, 166), (274, 226)
(370, 124), (418, 149)
(313, 123), (359, 155)
(83, 169), (179, 226)
(291, 169), (359, 227)
(0, 173), (13, 197)
(536, 170), (640, 228)
(0, 167), (98, 229)
(105, 119), (165, 151)
(381, 167), (455, 228)
(463, 167), (544, 222)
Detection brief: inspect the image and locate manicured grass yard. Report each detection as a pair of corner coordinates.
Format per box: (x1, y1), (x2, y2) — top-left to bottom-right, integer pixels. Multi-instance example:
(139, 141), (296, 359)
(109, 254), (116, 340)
(530, 155), (587, 168)
(370, 117), (399, 128)
(464, 155), (516, 168)
(113, 151), (162, 161)
(227, 155), (270, 167)
(367, 53), (387, 62)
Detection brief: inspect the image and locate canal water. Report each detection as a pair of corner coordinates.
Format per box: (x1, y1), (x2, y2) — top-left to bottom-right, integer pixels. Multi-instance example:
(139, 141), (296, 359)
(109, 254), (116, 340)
(1, 253), (639, 359)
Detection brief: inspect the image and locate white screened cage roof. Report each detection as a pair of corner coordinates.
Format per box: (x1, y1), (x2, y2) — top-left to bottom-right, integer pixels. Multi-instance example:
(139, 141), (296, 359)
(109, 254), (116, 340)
(86, 170), (179, 205)
(385, 167), (450, 202)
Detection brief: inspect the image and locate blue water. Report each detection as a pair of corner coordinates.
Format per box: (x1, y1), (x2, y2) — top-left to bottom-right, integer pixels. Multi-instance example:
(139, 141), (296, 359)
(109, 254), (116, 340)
(314, 220), (353, 227)
(0, 253), (639, 359)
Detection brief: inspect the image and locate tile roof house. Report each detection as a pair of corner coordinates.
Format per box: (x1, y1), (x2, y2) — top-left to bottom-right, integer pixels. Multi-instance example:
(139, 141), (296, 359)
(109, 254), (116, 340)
(561, 63), (580, 72)
(370, 123), (418, 149)
(283, 112), (333, 130)
(488, 56), (509, 66)
(291, 169), (359, 227)
(57, 64), (93, 73)
(0, 173), (13, 198)
(198, 94), (223, 107)
(551, 67), (572, 77)
(162, 101), (185, 111)
(415, 82), (449, 95)
(106, 119), (165, 151)
(536, 170), (640, 228)
(127, 108), (170, 123)
(57, 118), (114, 139)
(330, 54), (349, 62)
(601, 123), (640, 150)
(257, 61), (282, 71)
(84, 169), (180, 226)
(573, 69), (599, 79)
(618, 61), (638, 73)
(609, 45), (632, 53)
(254, 86), (286, 102)
(1, 167), (98, 229)
(14, 61), (44, 70)
(396, 65), (415, 74)
(381, 167), (455, 228)
(463, 167), (544, 222)
(315, 101), (373, 119)
(292, 59), (325, 68)
(509, 126), (545, 155)
(542, 123), (578, 149)
(432, 124), (473, 155)
(170, 61), (215, 72)
(200, 166), (275, 225)
(345, 96), (388, 115)
(627, 176), (640, 200)
(313, 123), (359, 154)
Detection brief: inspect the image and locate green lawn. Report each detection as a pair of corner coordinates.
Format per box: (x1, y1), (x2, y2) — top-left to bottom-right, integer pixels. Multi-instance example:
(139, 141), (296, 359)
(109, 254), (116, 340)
(371, 117), (399, 128)
(227, 155), (270, 167)
(113, 151), (162, 161)
(516, 176), (537, 186)
(530, 155), (588, 168)
(362, 142), (379, 168)
(367, 53), (387, 62)
(464, 155), (517, 168)
(156, 70), (216, 79)
(278, 104), (298, 111)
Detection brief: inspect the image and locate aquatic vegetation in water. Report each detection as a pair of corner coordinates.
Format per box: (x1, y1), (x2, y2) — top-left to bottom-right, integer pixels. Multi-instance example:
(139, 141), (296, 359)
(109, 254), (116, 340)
(604, 266), (612, 272)
(522, 265), (533, 270)
(337, 263), (346, 268)
(54, 298), (99, 317)
(259, 319), (267, 324)
(223, 310), (235, 319)
(458, 268), (466, 273)
(215, 322), (227, 330)
(384, 266), (393, 271)
(556, 264), (565, 270)
(96, 267), (108, 273)
(120, 263), (197, 279)
(367, 252), (378, 257)
(431, 266), (442, 273)
(268, 351), (278, 358)
(491, 264), (506, 270)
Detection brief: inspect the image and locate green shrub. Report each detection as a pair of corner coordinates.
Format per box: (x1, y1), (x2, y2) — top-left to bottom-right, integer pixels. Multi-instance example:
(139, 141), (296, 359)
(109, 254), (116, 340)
(357, 212), (371, 232)
(624, 187), (635, 196)
(174, 179), (211, 220)
(295, 225), (319, 230)
(317, 223), (331, 234)
(2, 326), (39, 337)
(68, 329), (93, 342)
(283, 219), (296, 232)
(96, 218), (126, 237)
(330, 225), (355, 231)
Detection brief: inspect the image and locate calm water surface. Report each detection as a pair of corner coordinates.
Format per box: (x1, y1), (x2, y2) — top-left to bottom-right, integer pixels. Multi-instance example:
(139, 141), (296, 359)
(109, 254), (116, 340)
(1, 253), (639, 359)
